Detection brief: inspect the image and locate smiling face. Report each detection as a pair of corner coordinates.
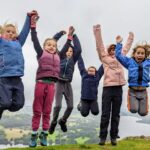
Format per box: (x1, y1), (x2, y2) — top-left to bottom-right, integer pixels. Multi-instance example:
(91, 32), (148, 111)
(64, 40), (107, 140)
(133, 47), (146, 63)
(44, 39), (57, 54)
(2, 25), (17, 40)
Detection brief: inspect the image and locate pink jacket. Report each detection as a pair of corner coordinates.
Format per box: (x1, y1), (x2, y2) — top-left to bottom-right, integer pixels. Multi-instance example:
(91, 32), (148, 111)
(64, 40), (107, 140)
(36, 51), (60, 80)
(93, 27), (134, 87)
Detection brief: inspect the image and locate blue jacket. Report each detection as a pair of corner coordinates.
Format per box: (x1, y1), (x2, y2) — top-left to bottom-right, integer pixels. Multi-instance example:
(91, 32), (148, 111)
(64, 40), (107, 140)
(0, 16), (30, 77)
(115, 43), (150, 87)
(78, 55), (104, 100)
(59, 34), (82, 82)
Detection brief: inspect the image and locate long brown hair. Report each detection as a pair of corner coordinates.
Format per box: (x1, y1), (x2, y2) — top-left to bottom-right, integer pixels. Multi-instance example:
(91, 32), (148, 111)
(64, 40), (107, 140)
(132, 44), (150, 59)
(107, 44), (116, 54)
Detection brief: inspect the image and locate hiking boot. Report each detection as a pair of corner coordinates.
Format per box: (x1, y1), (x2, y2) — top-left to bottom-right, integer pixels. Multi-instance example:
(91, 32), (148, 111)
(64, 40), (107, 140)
(49, 122), (57, 134)
(39, 131), (48, 146)
(0, 109), (3, 120)
(99, 138), (106, 145)
(77, 103), (81, 111)
(29, 133), (38, 147)
(111, 138), (117, 146)
(58, 118), (67, 132)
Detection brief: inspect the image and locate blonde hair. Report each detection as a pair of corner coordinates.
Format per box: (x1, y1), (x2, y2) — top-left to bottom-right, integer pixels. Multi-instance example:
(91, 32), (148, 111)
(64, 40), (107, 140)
(144, 44), (150, 58)
(0, 25), (3, 35)
(0, 22), (18, 37)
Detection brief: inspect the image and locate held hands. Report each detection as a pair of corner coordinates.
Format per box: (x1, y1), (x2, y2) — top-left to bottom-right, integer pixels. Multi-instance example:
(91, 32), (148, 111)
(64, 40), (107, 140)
(27, 10), (39, 29)
(116, 35), (123, 44)
(27, 10), (38, 17)
(30, 15), (39, 28)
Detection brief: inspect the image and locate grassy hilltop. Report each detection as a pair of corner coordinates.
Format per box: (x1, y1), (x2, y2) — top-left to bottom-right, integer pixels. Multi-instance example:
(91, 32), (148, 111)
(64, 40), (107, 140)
(4, 137), (150, 150)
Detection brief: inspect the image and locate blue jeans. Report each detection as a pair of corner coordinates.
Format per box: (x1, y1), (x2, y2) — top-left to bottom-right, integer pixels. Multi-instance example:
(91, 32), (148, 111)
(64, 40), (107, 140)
(0, 77), (24, 112)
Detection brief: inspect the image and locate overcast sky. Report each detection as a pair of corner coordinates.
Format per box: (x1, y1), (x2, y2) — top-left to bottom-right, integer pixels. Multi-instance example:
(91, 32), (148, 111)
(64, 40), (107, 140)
(0, 0), (150, 111)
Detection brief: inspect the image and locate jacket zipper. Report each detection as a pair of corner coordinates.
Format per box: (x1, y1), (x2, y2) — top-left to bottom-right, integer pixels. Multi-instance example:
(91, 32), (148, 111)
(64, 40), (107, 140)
(63, 58), (69, 77)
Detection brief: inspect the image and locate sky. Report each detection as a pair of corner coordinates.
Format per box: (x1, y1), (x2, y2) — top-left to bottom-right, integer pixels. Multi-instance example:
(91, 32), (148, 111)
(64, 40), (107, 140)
(0, 0), (150, 111)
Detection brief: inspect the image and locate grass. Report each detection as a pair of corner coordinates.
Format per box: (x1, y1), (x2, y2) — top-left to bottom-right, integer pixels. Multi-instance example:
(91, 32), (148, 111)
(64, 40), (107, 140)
(4, 137), (150, 150)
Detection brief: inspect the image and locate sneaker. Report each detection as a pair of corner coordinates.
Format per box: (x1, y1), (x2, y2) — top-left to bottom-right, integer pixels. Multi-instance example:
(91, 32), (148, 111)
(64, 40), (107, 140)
(29, 133), (38, 147)
(117, 135), (120, 138)
(58, 119), (67, 132)
(49, 122), (57, 134)
(99, 138), (106, 145)
(39, 131), (48, 146)
(111, 138), (117, 146)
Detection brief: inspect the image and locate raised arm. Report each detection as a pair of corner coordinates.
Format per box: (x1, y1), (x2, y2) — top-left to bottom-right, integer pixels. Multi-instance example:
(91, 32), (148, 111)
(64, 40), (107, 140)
(93, 24), (106, 61)
(31, 28), (43, 57)
(77, 55), (86, 76)
(115, 36), (130, 69)
(59, 26), (74, 59)
(72, 34), (82, 63)
(18, 15), (30, 46)
(18, 10), (38, 46)
(59, 38), (72, 59)
(122, 32), (134, 55)
(30, 14), (43, 57)
(97, 64), (104, 80)
(53, 30), (66, 41)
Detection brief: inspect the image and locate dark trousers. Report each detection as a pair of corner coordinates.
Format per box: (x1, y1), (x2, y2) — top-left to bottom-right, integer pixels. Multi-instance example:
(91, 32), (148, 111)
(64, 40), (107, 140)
(100, 86), (122, 139)
(80, 99), (99, 117)
(0, 77), (25, 112)
(51, 81), (73, 125)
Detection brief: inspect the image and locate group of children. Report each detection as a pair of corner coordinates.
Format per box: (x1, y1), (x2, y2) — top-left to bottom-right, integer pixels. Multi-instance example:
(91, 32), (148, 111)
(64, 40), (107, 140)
(0, 10), (150, 147)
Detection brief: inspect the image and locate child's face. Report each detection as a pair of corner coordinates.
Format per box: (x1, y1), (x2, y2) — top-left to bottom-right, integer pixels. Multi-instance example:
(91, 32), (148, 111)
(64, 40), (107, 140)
(3, 26), (17, 40)
(108, 45), (115, 56)
(133, 47), (145, 63)
(66, 47), (73, 58)
(87, 67), (96, 76)
(44, 40), (57, 54)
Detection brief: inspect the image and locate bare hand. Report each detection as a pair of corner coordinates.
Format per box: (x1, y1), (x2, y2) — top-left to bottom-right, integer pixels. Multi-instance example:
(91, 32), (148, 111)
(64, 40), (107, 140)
(129, 32), (134, 39)
(116, 35), (123, 43)
(68, 26), (75, 36)
(61, 30), (67, 35)
(93, 24), (101, 32)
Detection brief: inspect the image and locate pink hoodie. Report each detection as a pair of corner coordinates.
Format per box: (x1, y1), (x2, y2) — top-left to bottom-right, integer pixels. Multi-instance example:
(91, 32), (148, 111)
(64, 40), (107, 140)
(93, 26), (134, 87)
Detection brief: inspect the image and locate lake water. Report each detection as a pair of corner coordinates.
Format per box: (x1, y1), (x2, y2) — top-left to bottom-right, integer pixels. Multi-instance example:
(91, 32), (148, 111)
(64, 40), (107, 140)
(0, 116), (150, 149)
(119, 116), (150, 138)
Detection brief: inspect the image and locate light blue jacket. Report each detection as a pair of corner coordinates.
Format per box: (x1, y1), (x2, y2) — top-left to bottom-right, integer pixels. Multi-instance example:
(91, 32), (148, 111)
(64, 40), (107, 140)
(0, 16), (30, 77)
(115, 43), (150, 87)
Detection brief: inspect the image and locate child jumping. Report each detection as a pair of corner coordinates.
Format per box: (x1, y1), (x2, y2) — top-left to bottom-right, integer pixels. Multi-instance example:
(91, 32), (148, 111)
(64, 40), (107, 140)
(29, 14), (65, 147)
(0, 10), (36, 119)
(77, 55), (104, 117)
(93, 24), (134, 145)
(49, 26), (82, 134)
(115, 35), (150, 116)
